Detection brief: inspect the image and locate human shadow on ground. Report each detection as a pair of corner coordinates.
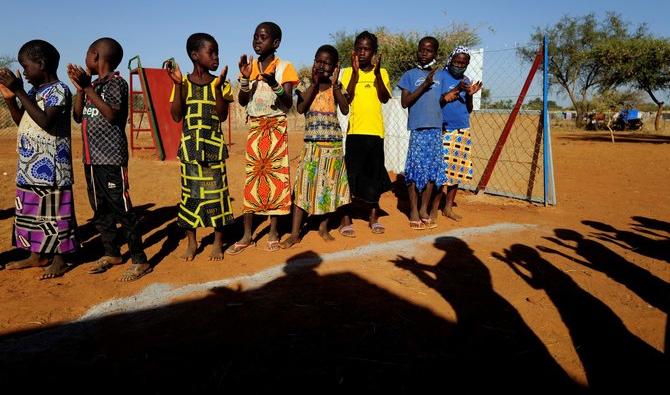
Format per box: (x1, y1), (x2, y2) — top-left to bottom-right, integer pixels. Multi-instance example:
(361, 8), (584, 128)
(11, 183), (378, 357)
(0, 247), (584, 392)
(494, 242), (668, 392)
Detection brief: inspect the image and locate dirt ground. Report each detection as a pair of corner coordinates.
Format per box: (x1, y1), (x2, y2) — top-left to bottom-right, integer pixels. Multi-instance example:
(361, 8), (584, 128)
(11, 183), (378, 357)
(0, 125), (668, 392)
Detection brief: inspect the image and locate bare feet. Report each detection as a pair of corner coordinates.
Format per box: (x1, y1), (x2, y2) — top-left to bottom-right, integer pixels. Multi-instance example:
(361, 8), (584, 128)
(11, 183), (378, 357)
(6, 253), (49, 270)
(119, 263), (153, 282)
(279, 235), (300, 249)
(443, 208), (462, 222)
(209, 244), (224, 261)
(39, 255), (71, 280)
(179, 242), (197, 261)
(319, 229), (335, 242)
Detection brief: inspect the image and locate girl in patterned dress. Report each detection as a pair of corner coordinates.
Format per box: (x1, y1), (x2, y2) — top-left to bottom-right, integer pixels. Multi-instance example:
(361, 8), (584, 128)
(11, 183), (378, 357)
(167, 33), (234, 261)
(280, 45), (350, 248)
(226, 22), (299, 254)
(441, 46), (483, 221)
(0, 40), (76, 280)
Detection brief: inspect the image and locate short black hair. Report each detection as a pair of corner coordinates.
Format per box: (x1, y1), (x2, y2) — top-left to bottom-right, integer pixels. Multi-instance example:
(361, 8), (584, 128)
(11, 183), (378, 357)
(257, 21), (282, 41)
(91, 37), (124, 69)
(419, 36), (439, 52)
(18, 39), (60, 73)
(354, 31), (378, 52)
(315, 44), (339, 65)
(186, 33), (217, 57)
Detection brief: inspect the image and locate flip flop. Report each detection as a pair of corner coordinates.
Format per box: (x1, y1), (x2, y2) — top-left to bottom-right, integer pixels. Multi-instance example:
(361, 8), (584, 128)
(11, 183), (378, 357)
(370, 222), (386, 234)
(338, 225), (356, 238)
(88, 256), (122, 274)
(118, 264), (153, 282)
(421, 218), (438, 229)
(225, 242), (253, 256)
(409, 220), (426, 230)
(265, 240), (280, 252)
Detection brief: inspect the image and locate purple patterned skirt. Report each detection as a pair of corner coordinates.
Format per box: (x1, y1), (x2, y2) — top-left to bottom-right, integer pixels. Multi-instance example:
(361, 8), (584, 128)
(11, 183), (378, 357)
(14, 185), (77, 254)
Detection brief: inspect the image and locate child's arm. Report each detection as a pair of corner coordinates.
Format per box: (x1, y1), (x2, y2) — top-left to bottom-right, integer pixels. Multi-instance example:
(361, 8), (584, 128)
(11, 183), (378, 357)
(296, 67), (320, 115)
(440, 84), (461, 107)
(260, 72), (293, 109)
(214, 66), (231, 121)
(464, 80), (483, 113)
(373, 54), (391, 104)
(69, 65), (119, 123)
(238, 55), (253, 107)
(0, 68), (60, 134)
(345, 51), (359, 104)
(166, 61), (185, 122)
(0, 72), (23, 125)
(332, 66), (349, 115)
(400, 68), (436, 109)
(67, 65), (85, 123)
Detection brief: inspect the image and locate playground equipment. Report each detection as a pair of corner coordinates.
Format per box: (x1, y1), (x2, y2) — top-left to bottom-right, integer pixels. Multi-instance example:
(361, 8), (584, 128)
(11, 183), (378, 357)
(128, 55), (182, 160)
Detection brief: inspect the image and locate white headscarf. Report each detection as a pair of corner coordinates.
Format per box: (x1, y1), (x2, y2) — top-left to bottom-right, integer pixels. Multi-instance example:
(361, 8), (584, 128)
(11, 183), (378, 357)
(446, 46), (471, 66)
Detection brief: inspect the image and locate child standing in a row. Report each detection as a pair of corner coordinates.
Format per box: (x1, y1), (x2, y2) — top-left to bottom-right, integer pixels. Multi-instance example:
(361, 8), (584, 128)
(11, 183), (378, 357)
(69, 37), (151, 281)
(227, 21), (299, 254)
(441, 46), (482, 221)
(0, 40), (76, 279)
(280, 45), (350, 248)
(397, 36), (448, 230)
(339, 31), (392, 237)
(167, 33), (235, 261)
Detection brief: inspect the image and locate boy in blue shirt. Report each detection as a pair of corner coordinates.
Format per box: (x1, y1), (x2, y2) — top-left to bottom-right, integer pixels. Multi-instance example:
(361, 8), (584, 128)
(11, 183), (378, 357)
(397, 37), (448, 229)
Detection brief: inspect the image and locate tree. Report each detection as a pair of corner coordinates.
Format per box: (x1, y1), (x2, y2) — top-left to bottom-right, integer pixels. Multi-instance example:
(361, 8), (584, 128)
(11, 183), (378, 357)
(0, 55), (14, 69)
(521, 12), (645, 127)
(523, 97), (562, 111)
(331, 24), (480, 86)
(595, 37), (670, 131)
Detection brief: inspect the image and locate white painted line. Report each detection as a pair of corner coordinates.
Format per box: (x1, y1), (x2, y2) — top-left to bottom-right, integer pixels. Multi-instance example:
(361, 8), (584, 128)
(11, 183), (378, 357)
(80, 222), (534, 321)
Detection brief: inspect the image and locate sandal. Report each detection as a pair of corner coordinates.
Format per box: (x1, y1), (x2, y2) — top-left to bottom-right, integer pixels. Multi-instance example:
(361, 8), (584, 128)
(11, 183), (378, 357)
(89, 256), (122, 274)
(265, 240), (280, 252)
(225, 242), (253, 256)
(421, 218), (438, 229)
(409, 220), (426, 230)
(370, 222), (386, 234)
(118, 263), (153, 282)
(338, 225), (356, 238)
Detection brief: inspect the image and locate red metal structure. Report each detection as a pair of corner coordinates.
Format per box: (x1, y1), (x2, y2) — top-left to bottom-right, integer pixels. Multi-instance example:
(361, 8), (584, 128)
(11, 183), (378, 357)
(476, 45), (544, 193)
(128, 56), (182, 160)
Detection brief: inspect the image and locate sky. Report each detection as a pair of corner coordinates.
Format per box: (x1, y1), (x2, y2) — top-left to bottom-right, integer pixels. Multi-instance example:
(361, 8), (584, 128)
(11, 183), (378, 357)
(2, 0), (669, 103)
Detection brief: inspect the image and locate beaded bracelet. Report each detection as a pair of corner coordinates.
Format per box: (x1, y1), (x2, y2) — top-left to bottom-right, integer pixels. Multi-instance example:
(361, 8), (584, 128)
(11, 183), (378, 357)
(239, 78), (250, 92)
(273, 86), (285, 96)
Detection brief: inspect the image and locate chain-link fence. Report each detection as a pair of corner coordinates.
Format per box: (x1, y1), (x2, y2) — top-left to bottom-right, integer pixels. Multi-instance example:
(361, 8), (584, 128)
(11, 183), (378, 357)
(224, 44), (549, 203)
(381, 44), (549, 203)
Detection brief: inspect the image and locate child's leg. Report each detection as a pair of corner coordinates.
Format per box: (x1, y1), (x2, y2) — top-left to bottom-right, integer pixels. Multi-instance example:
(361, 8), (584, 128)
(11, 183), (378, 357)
(339, 204), (355, 237)
(118, 208), (148, 265)
(240, 213), (254, 244)
(420, 182), (435, 220)
(318, 215), (335, 242)
(210, 229), (225, 261)
(87, 166), (122, 263)
(443, 185), (462, 221)
(39, 254), (71, 280)
(280, 205), (305, 249)
(225, 213), (254, 255)
(269, 215), (280, 241)
(407, 182), (420, 222)
(180, 229), (197, 261)
(5, 252), (50, 270)
(369, 204), (385, 234)
(429, 185), (444, 221)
